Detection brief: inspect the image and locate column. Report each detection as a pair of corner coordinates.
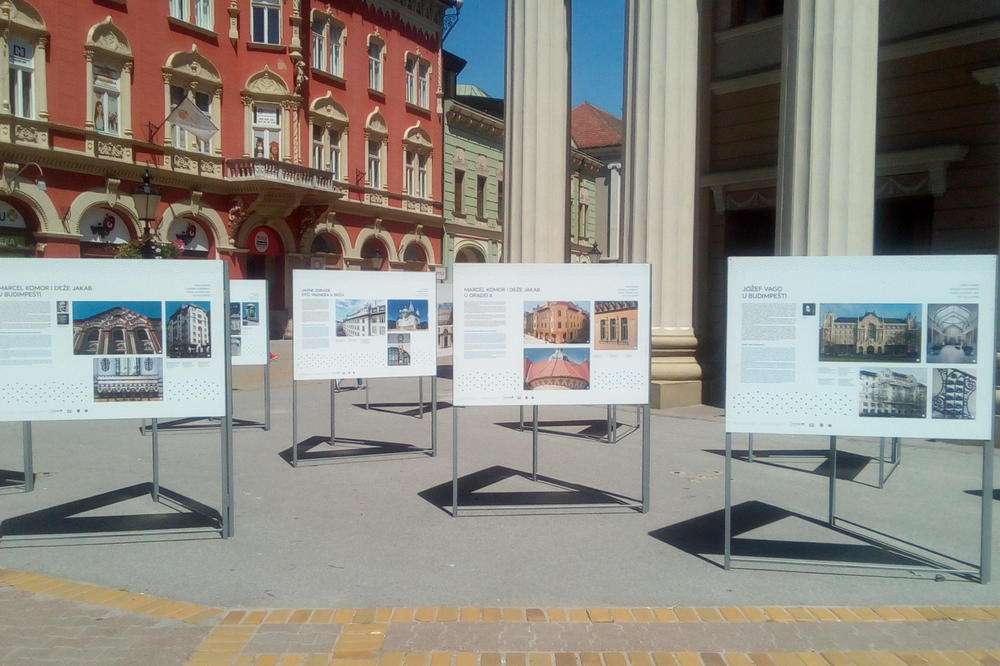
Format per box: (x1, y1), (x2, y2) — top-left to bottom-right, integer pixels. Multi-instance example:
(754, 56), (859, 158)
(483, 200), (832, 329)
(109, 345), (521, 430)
(775, 0), (879, 256)
(503, 0), (570, 263)
(621, 0), (702, 407)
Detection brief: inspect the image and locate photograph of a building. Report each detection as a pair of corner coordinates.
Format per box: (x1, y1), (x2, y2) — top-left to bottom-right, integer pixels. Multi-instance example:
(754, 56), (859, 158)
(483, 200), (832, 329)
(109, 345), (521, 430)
(437, 302), (453, 354)
(819, 304), (921, 362)
(523, 301), (590, 345)
(231, 336), (242, 357)
(242, 303), (260, 326)
(93, 357), (163, 402)
(388, 333), (411, 366)
(932, 368), (977, 420)
(72, 302), (162, 355)
(336, 300), (386, 337)
(523, 347), (590, 391)
(927, 304), (978, 364)
(166, 302), (211, 358)
(594, 301), (638, 350)
(858, 368), (927, 418)
(388, 300), (429, 330)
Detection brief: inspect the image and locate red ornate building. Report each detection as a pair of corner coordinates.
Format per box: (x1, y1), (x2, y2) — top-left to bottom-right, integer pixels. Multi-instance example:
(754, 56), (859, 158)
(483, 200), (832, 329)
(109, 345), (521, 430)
(0, 0), (449, 335)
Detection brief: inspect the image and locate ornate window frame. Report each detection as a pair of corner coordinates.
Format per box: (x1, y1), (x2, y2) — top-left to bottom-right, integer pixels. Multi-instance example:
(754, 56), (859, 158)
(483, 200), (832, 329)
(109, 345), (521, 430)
(308, 92), (348, 179)
(0, 0), (49, 128)
(310, 9), (345, 78)
(162, 48), (223, 158)
(242, 66), (300, 162)
(404, 50), (431, 109)
(402, 123), (432, 200)
(364, 108), (388, 189)
(367, 32), (386, 92)
(85, 18), (133, 141)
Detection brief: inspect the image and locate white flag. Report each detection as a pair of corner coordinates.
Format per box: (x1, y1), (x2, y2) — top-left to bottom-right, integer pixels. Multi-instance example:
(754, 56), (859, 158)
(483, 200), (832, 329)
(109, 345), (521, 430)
(165, 97), (219, 143)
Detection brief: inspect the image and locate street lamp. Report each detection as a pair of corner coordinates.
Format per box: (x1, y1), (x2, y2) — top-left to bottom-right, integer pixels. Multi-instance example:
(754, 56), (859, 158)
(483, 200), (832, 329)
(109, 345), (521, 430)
(6, 162), (46, 192)
(132, 170), (162, 259)
(442, 0), (463, 42)
(587, 242), (602, 263)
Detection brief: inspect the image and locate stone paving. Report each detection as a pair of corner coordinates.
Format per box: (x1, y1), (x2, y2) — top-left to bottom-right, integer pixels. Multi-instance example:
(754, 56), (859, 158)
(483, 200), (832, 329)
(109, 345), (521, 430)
(3, 568), (1000, 665)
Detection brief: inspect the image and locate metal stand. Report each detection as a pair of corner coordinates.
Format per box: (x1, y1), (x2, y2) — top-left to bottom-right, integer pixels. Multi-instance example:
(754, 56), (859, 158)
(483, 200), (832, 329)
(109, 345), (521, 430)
(290, 376), (438, 466)
(452, 404), (651, 516)
(0, 422), (33, 495)
(724, 431), (992, 583)
(516, 404), (640, 443)
(746, 433), (901, 488)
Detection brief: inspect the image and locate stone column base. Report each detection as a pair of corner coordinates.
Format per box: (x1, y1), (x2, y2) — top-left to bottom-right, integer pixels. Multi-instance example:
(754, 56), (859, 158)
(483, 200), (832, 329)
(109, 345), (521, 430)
(651, 380), (703, 409)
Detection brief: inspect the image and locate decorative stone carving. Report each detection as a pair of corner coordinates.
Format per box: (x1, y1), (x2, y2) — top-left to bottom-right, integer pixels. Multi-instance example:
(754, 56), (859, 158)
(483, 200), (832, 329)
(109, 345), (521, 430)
(365, 109), (388, 137)
(366, 191), (388, 206)
(164, 49), (222, 87)
(14, 124), (38, 142)
(246, 67), (290, 95)
(310, 92), (349, 128)
(96, 140), (128, 159)
(226, 197), (248, 241)
(87, 18), (132, 58)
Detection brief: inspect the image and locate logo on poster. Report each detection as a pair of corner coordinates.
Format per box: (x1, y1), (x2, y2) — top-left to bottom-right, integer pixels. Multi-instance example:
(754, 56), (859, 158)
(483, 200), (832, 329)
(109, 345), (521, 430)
(253, 230), (269, 253)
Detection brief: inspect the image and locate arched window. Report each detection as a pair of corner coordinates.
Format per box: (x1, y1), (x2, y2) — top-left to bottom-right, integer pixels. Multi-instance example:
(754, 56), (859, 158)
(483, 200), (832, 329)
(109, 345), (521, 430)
(2, 1), (48, 128)
(243, 68), (296, 161)
(365, 110), (388, 189)
(402, 243), (427, 271)
(163, 50), (222, 155)
(85, 19), (133, 140)
(310, 234), (342, 255)
(455, 246), (485, 263)
(360, 237), (389, 271)
(403, 125), (432, 199)
(309, 94), (348, 179)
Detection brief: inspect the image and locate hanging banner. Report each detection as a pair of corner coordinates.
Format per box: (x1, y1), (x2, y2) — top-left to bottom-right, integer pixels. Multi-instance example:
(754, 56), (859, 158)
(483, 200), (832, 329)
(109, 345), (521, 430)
(229, 279), (269, 366)
(453, 263), (651, 407)
(292, 270), (437, 380)
(0, 258), (227, 421)
(725, 255), (997, 440)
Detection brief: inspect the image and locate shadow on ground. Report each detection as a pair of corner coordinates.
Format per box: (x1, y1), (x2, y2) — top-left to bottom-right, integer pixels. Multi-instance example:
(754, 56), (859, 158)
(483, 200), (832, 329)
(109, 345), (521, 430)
(704, 448), (878, 486)
(280, 435), (432, 465)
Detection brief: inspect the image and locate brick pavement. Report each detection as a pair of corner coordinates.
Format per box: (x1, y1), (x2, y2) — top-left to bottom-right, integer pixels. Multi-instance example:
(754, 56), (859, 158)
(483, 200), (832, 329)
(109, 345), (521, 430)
(3, 568), (1000, 665)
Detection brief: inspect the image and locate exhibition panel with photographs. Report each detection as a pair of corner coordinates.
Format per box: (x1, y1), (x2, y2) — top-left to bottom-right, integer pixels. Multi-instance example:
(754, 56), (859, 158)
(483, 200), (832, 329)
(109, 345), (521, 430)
(453, 264), (651, 407)
(292, 270), (437, 381)
(229, 280), (269, 366)
(0, 259), (227, 421)
(725, 256), (996, 440)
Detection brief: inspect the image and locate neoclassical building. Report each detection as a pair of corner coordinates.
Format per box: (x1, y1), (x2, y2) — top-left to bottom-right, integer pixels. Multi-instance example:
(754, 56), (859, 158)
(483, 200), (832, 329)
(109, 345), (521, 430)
(859, 368), (927, 418)
(820, 310), (920, 359)
(73, 306), (162, 355)
(339, 301), (386, 336)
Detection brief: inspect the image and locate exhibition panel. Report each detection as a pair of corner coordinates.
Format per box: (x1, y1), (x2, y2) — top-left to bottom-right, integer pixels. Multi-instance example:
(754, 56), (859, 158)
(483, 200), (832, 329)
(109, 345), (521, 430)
(229, 280), (269, 367)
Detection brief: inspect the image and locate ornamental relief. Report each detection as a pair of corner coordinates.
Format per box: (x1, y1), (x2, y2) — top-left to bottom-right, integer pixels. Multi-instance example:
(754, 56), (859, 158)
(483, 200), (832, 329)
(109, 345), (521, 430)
(87, 19), (132, 58)
(246, 68), (290, 95)
(165, 51), (222, 87)
(0, 0), (46, 33)
(365, 191), (388, 206)
(14, 124), (40, 143)
(96, 139), (129, 160)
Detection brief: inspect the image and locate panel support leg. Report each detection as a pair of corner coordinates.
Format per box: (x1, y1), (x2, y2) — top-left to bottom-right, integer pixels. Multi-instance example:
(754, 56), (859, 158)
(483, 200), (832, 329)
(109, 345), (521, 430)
(291, 380), (299, 468)
(641, 404), (650, 513)
(452, 406), (460, 516)
(748, 433), (754, 463)
(365, 380), (370, 409)
(22, 421), (33, 493)
(330, 380), (336, 446)
(879, 437), (886, 489)
(724, 431), (732, 569)
(263, 356), (272, 431)
(532, 405), (539, 482)
(981, 438), (994, 583)
(829, 435), (837, 526)
(431, 376), (438, 457)
(607, 405), (615, 443)
(151, 418), (160, 502)
(418, 377), (424, 419)
(519, 406), (525, 431)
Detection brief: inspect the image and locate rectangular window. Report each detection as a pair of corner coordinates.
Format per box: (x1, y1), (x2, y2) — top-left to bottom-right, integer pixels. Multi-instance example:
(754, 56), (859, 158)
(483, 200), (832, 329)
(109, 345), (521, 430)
(329, 130), (341, 180)
(195, 0), (213, 29)
(497, 180), (504, 223)
(329, 27), (343, 76)
(405, 58), (416, 104)
(311, 18), (326, 72)
(404, 151), (415, 194)
(418, 62), (430, 108)
(312, 125), (324, 169)
(609, 319), (618, 342)
(253, 103), (281, 159)
(620, 317), (628, 344)
(476, 176), (486, 218)
(8, 40), (33, 119)
(93, 64), (121, 136)
(600, 320), (607, 342)
(417, 155), (428, 199)
(252, 0), (280, 44)
(368, 43), (382, 91)
(578, 202), (588, 238)
(454, 169), (465, 214)
(367, 140), (381, 188)
(170, 0), (189, 21)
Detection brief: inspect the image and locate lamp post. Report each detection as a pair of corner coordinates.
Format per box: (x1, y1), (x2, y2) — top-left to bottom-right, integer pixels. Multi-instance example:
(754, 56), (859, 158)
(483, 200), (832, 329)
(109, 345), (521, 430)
(587, 242), (602, 263)
(132, 170), (162, 259)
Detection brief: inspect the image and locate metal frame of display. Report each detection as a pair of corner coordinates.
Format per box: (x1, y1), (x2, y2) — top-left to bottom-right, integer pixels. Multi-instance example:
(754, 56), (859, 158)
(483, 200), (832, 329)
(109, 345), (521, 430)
(290, 375), (438, 467)
(517, 405), (641, 443)
(723, 432), (993, 583)
(0, 423), (33, 495)
(744, 433), (901, 489)
(0, 266), (236, 543)
(343, 377), (430, 419)
(451, 403), (651, 516)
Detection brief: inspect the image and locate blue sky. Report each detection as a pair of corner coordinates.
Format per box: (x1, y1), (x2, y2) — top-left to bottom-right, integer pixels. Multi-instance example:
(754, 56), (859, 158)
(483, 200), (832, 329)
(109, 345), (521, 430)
(388, 299), (428, 323)
(336, 299), (382, 322)
(73, 301), (162, 321)
(524, 347), (590, 364)
(445, 0), (626, 118)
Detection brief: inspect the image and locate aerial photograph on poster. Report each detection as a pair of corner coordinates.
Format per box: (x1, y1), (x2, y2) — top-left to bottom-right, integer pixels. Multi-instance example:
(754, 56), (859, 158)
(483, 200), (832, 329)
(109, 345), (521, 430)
(387, 300), (429, 331)
(818, 303), (921, 362)
(932, 367), (977, 420)
(926, 304), (977, 364)
(336, 299), (387, 337)
(93, 357), (164, 402)
(166, 301), (212, 358)
(523, 347), (590, 390)
(858, 367), (927, 418)
(73, 301), (163, 355)
(523, 301), (591, 345)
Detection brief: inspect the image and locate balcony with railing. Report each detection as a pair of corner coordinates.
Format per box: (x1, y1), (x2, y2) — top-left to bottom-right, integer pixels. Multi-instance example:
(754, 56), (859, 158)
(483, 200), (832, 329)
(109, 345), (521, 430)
(226, 158), (348, 194)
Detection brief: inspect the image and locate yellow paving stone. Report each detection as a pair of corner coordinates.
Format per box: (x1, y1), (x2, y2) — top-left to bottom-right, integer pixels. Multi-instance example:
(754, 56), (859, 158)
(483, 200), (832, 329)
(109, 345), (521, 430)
(695, 607), (724, 622)
(652, 654), (679, 666)
(330, 660), (377, 666)
(483, 608), (503, 622)
(289, 609), (314, 624)
(568, 609), (590, 622)
(278, 657), (307, 666)
(915, 654), (951, 666)
(653, 608), (679, 623)
(870, 653), (906, 665)
(253, 656), (281, 666)
(820, 654), (852, 666)
(481, 654), (502, 666)
(196, 641), (252, 653)
(44, 581), (90, 598)
(187, 651), (243, 664)
(794, 654), (828, 666)
(763, 607), (794, 622)
(379, 654), (406, 666)
(555, 653), (578, 666)
(354, 608), (377, 624)
(629, 652), (654, 666)
(76, 587), (124, 605)
(184, 608), (225, 625)
(302, 657), (331, 666)
(455, 654), (477, 666)
(172, 605), (219, 621)
(603, 653), (628, 666)
(981, 607), (1000, 621)
(674, 653), (702, 666)
(335, 635), (384, 651)
(937, 652), (978, 665)
(507, 654), (527, 666)
(437, 607), (460, 622)
(503, 608), (526, 622)
(234, 655), (256, 666)
(526, 608), (547, 622)
(587, 608), (613, 623)
(914, 608), (947, 621)
(631, 608), (656, 623)
(208, 626), (258, 637)
(840, 652), (880, 665)
(311, 610), (335, 624)
(546, 609), (567, 622)
(391, 608), (417, 622)
(344, 624), (389, 635)
(375, 608), (394, 623)
(894, 653), (929, 665)
(242, 610), (268, 625)
(430, 653), (453, 666)
(849, 608), (881, 622)
(829, 608), (861, 622)
(700, 654), (727, 666)
(873, 607), (907, 622)
(131, 598), (177, 615)
(581, 654), (604, 666)
(531, 654), (554, 666)
(786, 608), (815, 622)
(892, 608), (925, 622)
(749, 656), (778, 666)
(769, 654), (805, 665)
(415, 607), (438, 622)
(611, 608), (635, 623)
(722, 655), (754, 666)
(460, 607), (482, 622)
(936, 607), (993, 621)
(334, 609), (359, 623)
(719, 607), (746, 622)
(739, 608), (767, 623)
(674, 607), (700, 623)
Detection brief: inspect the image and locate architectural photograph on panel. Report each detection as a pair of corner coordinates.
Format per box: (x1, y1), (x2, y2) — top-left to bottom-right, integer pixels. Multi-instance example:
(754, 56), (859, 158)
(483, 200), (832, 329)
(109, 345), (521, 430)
(523, 301), (591, 345)
(858, 368), (927, 418)
(523, 347), (590, 391)
(336, 300), (386, 337)
(387, 300), (429, 331)
(166, 302), (212, 358)
(92, 357), (163, 402)
(932, 367), (977, 420)
(231, 336), (242, 357)
(926, 304), (978, 363)
(72, 302), (163, 355)
(242, 302), (260, 326)
(388, 333), (411, 366)
(594, 301), (638, 350)
(819, 304), (921, 362)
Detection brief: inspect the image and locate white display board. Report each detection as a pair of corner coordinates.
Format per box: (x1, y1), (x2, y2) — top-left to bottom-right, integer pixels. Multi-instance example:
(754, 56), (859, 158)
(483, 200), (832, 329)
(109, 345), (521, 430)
(726, 255), (997, 440)
(453, 263), (651, 407)
(292, 270), (437, 380)
(229, 279), (269, 366)
(0, 258), (227, 421)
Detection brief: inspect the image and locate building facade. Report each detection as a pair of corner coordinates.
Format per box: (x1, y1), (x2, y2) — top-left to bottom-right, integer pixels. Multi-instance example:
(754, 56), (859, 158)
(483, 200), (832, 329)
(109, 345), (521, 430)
(167, 304), (211, 357)
(73, 307), (162, 354)
(593, 300), (638, 351)
(523, 301), (590, 345)
(820, 311), (920, 358)
(0, 0), (451, 338)
(339, 301), (385, 336)
(93, 357), (163, 402)
(523, 349), (590, 391)
(859, 368), (927, 418)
